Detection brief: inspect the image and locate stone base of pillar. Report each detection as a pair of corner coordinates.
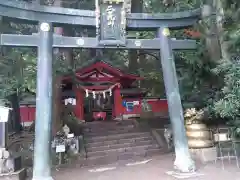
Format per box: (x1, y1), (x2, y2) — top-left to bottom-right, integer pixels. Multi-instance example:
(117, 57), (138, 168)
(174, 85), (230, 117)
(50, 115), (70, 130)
(167, 156), (202, 179)
(174, 150), (196, 173)
(0, 168), (26, 180)
(166, 170), (204, 179)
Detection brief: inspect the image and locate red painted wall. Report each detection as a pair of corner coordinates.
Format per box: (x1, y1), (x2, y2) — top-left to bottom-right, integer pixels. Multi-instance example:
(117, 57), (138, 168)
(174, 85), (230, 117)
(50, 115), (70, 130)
(19, 98), (168, 124)
(147, 99), (168, 113)
(122, 98), (168, 115)
(20, 105), (36, 126)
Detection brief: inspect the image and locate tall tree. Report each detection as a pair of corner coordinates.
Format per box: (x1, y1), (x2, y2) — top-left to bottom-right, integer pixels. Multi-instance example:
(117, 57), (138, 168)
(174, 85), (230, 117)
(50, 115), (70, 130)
(128, 0), (143, 73)
(200, 0), (222, 61)
(50, 0), (76, 134)
(0, 18), (37, 132)
(210, 0), (240, 131)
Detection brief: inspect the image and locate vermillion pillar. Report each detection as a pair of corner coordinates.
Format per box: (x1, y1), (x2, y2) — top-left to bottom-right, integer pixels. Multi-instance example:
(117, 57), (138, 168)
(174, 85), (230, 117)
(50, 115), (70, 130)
(32, 22), (53, 180)
(158, 27), (195, 172)
(113, 85), (123, 119)
(74, 88), (84, 121)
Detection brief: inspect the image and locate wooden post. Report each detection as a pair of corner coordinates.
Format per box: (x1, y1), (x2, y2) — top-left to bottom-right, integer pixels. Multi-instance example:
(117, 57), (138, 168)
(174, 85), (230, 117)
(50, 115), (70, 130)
(74, 88), (84, 121)
(113, 85), (123, 119)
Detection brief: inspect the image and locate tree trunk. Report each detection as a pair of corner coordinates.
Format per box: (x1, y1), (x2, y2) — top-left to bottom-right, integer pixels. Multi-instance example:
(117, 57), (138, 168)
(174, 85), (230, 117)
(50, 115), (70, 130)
(51, 0), (64, 135)
(213, 0), (230, 60)
(52, 76), (62, 135)
(138, 53), (146, 88)
(201, 0), (225, 61)
(51, 0), (76, 135)
(202, 1), (222, 61)
(8, 92), (21, 133)
(202, 0), (230, 61)
(128, 0), (143, 72)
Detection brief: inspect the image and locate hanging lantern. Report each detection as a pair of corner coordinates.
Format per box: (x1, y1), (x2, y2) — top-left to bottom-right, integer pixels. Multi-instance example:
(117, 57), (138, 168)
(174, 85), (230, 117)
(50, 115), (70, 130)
(103, 91), (106, 99)
(93, 91), (96, 99)
(86, 89), (89, 97)
(109, 89), (112, 96)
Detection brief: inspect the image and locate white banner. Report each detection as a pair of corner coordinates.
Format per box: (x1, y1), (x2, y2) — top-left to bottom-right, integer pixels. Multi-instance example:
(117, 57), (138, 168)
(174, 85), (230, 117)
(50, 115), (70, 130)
(0, 106), (11, 122)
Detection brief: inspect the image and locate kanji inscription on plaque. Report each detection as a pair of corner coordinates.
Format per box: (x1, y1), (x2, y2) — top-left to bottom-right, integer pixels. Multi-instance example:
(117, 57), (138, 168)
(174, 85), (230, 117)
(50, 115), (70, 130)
(96, 0), (126, 46)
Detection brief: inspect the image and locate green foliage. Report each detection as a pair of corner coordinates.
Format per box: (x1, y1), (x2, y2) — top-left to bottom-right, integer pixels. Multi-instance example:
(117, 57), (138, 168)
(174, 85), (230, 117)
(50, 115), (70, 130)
(0, 0), (211, 103)
(0, 48), (37, 98)
(144, 0), (202, 13)
(0, 19), (38, 101)
(212, 59), (240, 127)
(145, 0), (218, 108)
(208, 0), (240, 130)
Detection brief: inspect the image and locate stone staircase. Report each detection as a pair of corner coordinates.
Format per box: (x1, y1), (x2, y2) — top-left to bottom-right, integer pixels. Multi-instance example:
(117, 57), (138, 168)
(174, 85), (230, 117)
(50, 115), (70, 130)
(82, 120), (165, 166)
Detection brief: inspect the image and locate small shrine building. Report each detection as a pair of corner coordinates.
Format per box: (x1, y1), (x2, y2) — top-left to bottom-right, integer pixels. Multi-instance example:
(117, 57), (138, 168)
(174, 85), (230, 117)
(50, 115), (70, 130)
(61, 59), (168, 122)
(19, 59), (168, 125)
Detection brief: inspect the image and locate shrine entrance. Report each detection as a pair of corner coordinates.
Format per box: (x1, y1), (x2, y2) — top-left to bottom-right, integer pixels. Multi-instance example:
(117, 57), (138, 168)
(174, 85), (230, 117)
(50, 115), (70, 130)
(62, 59), (144, 122)
(85, 92), (113, 121)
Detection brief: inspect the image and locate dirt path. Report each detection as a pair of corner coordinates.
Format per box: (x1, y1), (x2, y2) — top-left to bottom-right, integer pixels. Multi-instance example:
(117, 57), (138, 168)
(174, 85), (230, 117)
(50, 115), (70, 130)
(52, 154), (240, 180)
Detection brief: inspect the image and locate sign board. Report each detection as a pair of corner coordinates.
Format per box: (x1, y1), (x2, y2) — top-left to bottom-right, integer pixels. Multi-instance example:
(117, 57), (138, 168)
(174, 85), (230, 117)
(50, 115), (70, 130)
(133, 101), (139, 105)
(0, 106), (11, 123)
(126, 102), (134, 112)
(96, 0), (126, 46)
(64, 98), (76, 105)
(67, 133), (74, 138)
(56, 145), (66, 153)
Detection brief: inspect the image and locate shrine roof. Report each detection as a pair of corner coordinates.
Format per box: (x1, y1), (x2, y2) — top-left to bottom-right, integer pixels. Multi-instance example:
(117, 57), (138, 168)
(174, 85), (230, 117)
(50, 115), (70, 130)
(75, 57), (143, 80)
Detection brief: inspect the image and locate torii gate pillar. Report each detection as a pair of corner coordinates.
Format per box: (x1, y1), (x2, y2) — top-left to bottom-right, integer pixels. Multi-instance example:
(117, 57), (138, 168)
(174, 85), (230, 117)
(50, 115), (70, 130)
(158, 27), (196, 172)
(32, 22), (54, 180)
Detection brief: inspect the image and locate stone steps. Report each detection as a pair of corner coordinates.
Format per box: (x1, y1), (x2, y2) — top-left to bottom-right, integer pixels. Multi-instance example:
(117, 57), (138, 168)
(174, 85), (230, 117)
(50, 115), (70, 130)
(87, 147), (161, 160)
(85, 136), (153, 148)
(82, 121), (164, 167)
(81, 148), (162, 167)
(84, 125), (135, 133)
(84, 128), (140, 137)
(85, 132), (151, 143)
(86, 139), (155, 152)
(83, 120), (135, 127)
(87, 143), (160, 157)
(83, 123), (136, 133)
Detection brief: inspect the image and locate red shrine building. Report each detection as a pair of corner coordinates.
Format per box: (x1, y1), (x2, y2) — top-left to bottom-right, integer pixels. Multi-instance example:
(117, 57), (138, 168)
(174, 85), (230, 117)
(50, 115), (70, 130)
(20, 60), (168, 125)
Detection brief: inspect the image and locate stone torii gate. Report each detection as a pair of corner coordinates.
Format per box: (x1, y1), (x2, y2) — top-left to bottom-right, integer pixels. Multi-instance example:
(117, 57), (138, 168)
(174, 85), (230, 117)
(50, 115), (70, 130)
(0, 0), (201, 179)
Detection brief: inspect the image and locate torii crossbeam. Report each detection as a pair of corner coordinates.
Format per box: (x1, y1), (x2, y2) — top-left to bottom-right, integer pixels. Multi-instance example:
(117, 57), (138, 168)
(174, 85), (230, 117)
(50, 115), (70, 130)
(0, 34), (196, 50)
